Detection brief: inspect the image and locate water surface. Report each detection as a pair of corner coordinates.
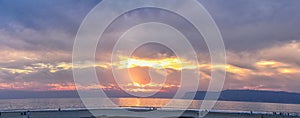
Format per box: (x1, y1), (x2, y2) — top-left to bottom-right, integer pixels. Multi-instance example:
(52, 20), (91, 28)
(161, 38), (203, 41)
(0, 98), (299, 113)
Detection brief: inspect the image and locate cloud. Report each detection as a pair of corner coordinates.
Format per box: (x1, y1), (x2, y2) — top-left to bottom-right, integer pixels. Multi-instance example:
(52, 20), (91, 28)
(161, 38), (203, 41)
(2, 41), (300, 93)
(200, 0), (300, 51)
(223, 41), (300, 92)
(1, 0), (300, 94)
(0, 48), (70, 64)
(0, 24), (74, 51)
(116, 56), (197, 70)
(0, 0), (100, 31)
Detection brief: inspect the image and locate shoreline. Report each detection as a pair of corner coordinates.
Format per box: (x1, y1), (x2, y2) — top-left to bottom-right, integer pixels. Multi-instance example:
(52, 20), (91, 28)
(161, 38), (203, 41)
(0, 108), (299, 118)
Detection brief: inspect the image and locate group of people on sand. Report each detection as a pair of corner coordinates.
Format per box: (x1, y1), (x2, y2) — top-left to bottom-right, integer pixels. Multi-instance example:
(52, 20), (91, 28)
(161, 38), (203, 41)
(19, 108), (61, 118)
(20, 111), (30, 118)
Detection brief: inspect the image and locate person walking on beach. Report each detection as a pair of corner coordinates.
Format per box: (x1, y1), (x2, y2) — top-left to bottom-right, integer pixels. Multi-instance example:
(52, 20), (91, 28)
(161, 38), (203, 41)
(27, 110), (31, 118)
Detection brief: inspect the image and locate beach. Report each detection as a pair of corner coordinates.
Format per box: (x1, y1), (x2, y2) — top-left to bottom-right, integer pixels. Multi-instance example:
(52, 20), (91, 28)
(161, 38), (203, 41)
(1, 98), (300, 118)
(0, 108), (299, 118)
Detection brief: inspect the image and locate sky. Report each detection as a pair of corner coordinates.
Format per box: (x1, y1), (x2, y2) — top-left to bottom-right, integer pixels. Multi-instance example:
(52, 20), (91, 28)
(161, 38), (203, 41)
(1, 0), (300, 96)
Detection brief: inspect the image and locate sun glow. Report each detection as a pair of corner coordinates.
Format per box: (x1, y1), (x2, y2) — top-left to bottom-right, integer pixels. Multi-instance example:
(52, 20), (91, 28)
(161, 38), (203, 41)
(124, 82), (180, 93)
(112, 56), (187, 92)
(116, 56), (197, 70)
(255, 60), (286, 68)
(277, 68), (300, 74)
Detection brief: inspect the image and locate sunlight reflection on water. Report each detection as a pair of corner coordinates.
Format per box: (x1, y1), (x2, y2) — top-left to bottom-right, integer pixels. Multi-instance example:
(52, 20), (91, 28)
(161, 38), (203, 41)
(0, 98), (300, 113)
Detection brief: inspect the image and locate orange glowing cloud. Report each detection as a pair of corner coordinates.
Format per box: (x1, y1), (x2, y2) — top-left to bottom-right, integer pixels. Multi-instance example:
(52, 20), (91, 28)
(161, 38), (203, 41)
(0, 82), (44, 91)
(0, 67), (34, 74)
(198, 64), (249, 77)
(47, 83), (76, 91)
(0, 61), (111, 75)
(47, 83), (114, 91)
(0, 83), (13, 89)
(116, 56), (197, 70)
(112, 56), (187, 92)
(277, 68), (300, 74)
(255, 60), (300, 74)
(123, 82), (179, 93)
(255, 60), (287, 68)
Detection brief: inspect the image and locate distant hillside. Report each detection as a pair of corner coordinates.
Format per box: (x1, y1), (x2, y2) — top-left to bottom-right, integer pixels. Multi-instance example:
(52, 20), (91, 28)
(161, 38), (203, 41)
(184, 90), (300, 104)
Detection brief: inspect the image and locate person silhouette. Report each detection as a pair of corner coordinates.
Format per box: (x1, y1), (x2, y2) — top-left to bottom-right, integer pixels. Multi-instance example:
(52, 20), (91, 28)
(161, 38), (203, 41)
(27, 110), (31, 118)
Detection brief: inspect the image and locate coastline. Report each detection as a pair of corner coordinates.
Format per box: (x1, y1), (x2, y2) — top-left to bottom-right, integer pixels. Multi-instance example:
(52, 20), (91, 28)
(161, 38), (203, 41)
(0, 108), (299, 118)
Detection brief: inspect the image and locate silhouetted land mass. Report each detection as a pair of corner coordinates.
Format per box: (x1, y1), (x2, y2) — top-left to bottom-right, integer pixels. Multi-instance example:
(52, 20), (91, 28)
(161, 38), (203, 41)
(184, 90), (300, 104)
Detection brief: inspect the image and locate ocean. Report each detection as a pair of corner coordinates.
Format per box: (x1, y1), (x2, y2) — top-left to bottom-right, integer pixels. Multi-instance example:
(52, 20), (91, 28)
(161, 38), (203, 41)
(0, 98), (299, 113)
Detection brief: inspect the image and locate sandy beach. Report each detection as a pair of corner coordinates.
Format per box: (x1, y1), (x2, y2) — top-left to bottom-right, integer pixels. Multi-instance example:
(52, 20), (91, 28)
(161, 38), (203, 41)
(0, 108), (299, 118)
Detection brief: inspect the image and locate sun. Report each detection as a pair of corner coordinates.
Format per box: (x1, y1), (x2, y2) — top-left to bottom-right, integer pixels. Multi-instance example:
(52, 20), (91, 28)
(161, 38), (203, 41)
(128, 66), (151, 86)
